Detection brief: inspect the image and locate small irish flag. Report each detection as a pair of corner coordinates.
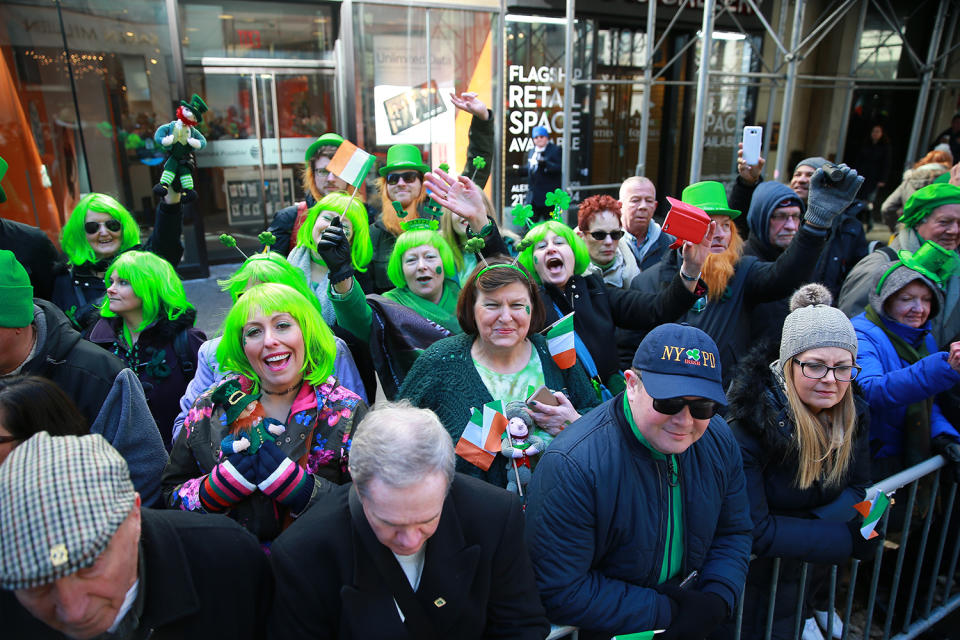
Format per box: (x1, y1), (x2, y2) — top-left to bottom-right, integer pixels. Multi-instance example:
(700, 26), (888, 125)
(853, 489), (890, 539)
(326, 140), (375, 189)
(545, 312), (576, 369)
(455, 401), (508, 471)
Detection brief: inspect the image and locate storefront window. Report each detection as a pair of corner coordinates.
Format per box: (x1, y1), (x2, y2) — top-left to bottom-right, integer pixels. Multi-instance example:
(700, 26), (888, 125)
(352, 3), (497, 213)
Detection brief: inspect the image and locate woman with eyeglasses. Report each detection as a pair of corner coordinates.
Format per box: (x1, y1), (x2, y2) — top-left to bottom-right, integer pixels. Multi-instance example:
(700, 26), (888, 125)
(0, 376), (89, 465)
(574, 194), (639, 289)
(851, 258), (960, 482)
(86, 251), (206, 449)
(725, 284), (877, 640)
(52, 192), (183, 332)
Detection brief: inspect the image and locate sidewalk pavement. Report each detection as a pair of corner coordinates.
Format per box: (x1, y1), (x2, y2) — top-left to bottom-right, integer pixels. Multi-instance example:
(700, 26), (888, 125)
(183, 262), (242, 336)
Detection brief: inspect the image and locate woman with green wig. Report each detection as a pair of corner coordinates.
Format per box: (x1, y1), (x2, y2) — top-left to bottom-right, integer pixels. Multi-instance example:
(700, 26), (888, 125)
(161, 282), (367, 542)
(86, 250), (205, 448)
(170, 252), (368, 444)
(52, 191), (185, 331)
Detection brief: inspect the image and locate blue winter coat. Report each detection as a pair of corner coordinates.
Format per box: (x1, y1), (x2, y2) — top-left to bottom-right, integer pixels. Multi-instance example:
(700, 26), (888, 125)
(524, 393), (752, 636)
(851, 312), (960, 461)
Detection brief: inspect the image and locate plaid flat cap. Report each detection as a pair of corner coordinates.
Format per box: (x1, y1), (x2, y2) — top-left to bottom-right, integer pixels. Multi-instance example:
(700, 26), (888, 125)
(0, 432), (136, 590)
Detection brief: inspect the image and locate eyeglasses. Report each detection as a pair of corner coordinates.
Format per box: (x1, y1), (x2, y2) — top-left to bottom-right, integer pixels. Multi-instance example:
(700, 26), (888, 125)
(84, 220), (122, 234)
(770, 212), (802, 224)
(652, 397), (718, 420)
(0, 434), (19, 445)
(792, 359), (861, 382)
(386, 171), (421, 186)
(589, 229), (625, 241)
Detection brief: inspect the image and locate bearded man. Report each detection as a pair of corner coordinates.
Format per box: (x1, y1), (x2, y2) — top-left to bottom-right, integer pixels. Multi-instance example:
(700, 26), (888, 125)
(619, 168), (863, 385)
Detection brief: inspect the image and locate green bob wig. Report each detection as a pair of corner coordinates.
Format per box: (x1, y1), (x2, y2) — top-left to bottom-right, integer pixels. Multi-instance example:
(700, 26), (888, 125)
(61, 193), (141, 266)
(100, 251), (194, 341)
(216, 282), (336, 393)
(386, 229), (456, 290)
(295, 192), (373, 272)
(217, 252), (322, 315)
(517, 220), (591, 284)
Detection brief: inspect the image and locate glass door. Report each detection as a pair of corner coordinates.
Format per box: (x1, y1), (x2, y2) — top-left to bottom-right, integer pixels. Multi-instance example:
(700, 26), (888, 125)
(184, 66), (337, 262)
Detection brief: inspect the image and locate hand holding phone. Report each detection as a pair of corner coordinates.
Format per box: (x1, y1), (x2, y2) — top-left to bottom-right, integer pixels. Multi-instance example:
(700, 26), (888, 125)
(742, 126), (762, 166)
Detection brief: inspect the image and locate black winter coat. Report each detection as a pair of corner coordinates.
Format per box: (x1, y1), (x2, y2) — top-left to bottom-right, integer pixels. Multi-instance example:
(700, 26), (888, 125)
(725, 342), (871, 640)
(0, 217), (58, 300)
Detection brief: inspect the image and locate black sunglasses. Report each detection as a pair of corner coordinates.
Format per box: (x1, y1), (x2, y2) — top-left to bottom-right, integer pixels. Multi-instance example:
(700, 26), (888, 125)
(590, 229), (625, 241)
(652, 397), (718, 420)
(386, 171), (421, 186)
(84, 220), (123, 234)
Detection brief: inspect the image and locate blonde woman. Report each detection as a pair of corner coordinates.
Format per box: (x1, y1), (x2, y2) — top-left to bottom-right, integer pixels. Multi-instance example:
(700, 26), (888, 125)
(725, 284), (879, 640)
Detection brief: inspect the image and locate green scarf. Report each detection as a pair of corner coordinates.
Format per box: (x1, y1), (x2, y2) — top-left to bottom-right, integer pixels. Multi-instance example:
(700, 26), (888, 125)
(385, 280), (463, 335)
(865, 305), (932, 467)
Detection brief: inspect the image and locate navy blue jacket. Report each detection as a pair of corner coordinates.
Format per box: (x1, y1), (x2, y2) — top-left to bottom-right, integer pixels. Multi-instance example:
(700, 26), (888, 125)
(525, 393), (752, 636)
(522, 142), (562, 207)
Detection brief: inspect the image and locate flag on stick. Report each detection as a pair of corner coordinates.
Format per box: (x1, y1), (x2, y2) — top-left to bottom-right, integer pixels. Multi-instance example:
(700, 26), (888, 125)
(544, 312), (576, 369)
(853, 490), (890, 539)
(455, 401), (508, 471)
(327, 140), (375, 188)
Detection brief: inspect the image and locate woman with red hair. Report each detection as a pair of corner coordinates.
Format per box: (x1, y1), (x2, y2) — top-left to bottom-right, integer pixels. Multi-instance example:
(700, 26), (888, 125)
(574, 194), (638, 289)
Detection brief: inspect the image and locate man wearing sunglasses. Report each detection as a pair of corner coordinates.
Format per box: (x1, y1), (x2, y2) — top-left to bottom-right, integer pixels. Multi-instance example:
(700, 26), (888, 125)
(525, 323), (751, 639)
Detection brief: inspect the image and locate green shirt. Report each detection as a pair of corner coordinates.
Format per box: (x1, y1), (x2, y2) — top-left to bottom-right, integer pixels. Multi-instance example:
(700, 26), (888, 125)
(474, 344), (555, 447)
(622, 394), (684, 584)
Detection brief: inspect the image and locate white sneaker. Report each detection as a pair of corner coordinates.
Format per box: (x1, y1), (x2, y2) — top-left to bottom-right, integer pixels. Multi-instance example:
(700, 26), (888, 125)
(813, 609), (843, 639)
(802, 616), (825, 640)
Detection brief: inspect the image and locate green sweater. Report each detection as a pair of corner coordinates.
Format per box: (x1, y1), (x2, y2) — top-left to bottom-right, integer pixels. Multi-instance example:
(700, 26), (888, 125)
(399, 332), (600, 488)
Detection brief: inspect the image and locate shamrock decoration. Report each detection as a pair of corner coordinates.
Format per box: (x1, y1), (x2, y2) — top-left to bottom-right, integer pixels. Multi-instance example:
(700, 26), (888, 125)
(544, 189), (571, 221)
(470, 156), (487, 183)
(258, 231), (276, 248)
(438, 163), (450, 172)
(686, 349), (701, 361)
(219, 234), (237, 248)
(511, 203), (534, 228)
(463, 237), (486, 254)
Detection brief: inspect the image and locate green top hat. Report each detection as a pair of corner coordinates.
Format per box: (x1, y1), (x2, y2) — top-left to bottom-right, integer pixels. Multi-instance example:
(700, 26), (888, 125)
(681, 181), (741, 220)
(304, 132), (344, 164)
(179, 94), (208, 123)
(897, 241), (959, 286)
(210, 379), (260, 424)
(379, 144), (429, 177)
(0, 156), (7, 203)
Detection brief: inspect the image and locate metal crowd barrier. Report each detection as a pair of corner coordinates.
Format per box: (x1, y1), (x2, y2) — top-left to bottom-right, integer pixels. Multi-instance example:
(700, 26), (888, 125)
(544, 455), (960, 640)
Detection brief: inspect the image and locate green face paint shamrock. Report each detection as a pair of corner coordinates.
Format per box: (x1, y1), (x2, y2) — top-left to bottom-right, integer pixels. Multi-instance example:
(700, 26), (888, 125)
(686, 349), (701, 361)
(258, 231), (276, 247)
(525, 305), (530, 314)
(219, 234), (237, 248)
(511, 203), (534, 227)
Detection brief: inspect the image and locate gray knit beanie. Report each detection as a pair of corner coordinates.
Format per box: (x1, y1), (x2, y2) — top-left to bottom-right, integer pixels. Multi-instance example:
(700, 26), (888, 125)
(779, 283), (858, 370)
(795, 157), (828, 173)
(868, 261), (942, 321)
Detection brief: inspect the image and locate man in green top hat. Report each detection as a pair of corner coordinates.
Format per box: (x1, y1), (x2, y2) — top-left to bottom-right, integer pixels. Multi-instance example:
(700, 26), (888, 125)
(153, 94), (208, 203)
(263, 132), (347, 256)
(840, 182), (960, 349)
(623, 167), (863, 384)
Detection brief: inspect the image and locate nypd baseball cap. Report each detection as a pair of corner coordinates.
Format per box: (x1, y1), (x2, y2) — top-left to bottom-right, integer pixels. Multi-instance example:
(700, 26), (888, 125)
(631, 323), (726, 406)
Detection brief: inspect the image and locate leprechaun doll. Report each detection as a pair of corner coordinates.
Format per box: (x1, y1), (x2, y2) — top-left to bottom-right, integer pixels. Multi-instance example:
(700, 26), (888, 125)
(154, 93), (208, 203)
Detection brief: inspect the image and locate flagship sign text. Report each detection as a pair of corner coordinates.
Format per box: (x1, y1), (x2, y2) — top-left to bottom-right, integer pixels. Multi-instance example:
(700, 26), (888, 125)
(507, 64), (583, 152)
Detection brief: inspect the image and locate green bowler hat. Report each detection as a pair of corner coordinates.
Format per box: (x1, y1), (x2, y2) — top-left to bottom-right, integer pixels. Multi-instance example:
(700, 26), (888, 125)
(681, 180), (741, 220)
(900, 182), (960, 228)
(897, 240), (960, 286)
(379, 144), (429, 177)
(0, 156), (7, 203)
(304, 132), (344, 164)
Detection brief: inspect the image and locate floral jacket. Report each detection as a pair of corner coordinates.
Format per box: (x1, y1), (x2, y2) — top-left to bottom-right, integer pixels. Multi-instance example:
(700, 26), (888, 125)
(161, 374), (367, 542)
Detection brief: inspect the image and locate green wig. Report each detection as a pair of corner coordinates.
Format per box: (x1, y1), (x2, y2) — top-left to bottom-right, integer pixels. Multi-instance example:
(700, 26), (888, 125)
(295, 192), (373, 272)
(386, 229), (456, 290)
(517, 220), (591, 284)
(216, 282), (336, 392)
(61, 193), (141, 266)
(100, 251), (193, 344)
(217, 252), (323, 314)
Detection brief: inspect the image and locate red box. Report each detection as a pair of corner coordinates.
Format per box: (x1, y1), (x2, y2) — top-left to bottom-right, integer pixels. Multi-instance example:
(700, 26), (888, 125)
(663, 197), (710, 249)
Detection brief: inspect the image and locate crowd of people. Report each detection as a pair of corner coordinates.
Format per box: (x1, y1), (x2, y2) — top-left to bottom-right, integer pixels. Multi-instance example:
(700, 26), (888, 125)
(1, 96), (960, 640)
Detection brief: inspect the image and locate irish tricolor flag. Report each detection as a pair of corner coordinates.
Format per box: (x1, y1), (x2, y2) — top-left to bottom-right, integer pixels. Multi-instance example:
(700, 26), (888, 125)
(853, 489), (890, 539)
(545, 312), (575, 369)
(327, 140), (375, 189)
(455, 401), (508, 471)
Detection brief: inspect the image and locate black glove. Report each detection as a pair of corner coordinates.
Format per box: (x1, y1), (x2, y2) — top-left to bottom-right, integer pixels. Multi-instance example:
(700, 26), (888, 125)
(804, 163), (864, 229)
(932, 434), (960, 484)
(847, 517), (882, 560)
(658, 585), (728, 640)
(316, 216), (354, 284)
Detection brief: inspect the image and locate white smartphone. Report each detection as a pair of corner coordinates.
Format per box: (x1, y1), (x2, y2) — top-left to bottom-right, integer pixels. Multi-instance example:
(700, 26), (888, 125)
(742, 126), (762, 166)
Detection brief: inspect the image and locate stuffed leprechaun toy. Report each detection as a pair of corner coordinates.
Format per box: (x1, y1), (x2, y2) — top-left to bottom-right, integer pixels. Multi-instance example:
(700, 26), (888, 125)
(153, 93), (208, 203)
(211, 379), (286, 455)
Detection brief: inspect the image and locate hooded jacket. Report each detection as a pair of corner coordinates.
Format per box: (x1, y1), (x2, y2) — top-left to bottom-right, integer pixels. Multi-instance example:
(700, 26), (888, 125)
(19, 300), (168, 506)
(745, 182), (804, 262)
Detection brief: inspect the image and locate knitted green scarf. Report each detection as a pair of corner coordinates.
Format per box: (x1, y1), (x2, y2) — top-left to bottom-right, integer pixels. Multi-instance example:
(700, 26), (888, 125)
(865, 305), (932, 466)
(385, 281), (462, 335)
